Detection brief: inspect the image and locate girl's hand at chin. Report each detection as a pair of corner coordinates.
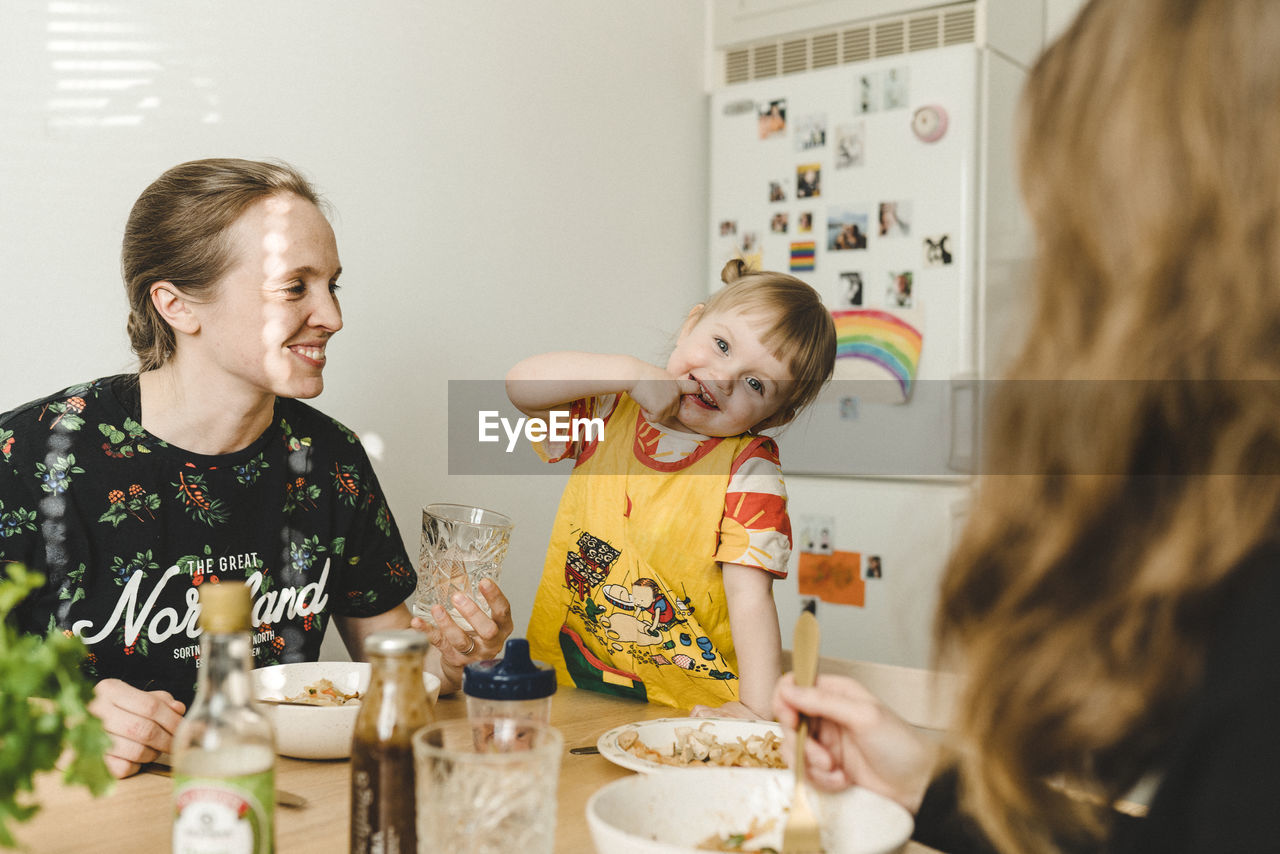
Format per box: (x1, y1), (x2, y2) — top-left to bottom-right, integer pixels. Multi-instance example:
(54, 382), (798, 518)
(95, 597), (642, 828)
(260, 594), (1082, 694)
(629, 367), (700, 427)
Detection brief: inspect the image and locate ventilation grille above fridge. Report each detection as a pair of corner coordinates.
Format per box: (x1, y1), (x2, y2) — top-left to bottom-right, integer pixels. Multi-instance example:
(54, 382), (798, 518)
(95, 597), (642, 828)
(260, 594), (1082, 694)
(722, 1), (977, 85)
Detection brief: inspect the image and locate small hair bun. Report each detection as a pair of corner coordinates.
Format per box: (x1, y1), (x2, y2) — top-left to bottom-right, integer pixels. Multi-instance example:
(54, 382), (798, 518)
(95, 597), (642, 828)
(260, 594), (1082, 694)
(721, 258), (751, 284)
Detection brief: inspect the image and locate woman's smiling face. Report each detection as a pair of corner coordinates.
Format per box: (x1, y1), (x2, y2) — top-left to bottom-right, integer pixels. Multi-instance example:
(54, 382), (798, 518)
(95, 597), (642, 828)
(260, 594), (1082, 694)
(664, 307), (790, 437)
(190, 192), (343, 401)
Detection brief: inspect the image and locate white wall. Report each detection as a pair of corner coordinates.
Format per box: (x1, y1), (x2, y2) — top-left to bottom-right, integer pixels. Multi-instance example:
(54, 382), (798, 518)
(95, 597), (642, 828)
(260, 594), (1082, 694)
(1, 1), (710, 652)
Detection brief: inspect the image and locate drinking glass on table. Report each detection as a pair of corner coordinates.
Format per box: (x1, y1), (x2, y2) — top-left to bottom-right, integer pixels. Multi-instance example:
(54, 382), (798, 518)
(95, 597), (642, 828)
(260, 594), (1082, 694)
(412, 503), (513, 629)
(413, 716), (562, 854)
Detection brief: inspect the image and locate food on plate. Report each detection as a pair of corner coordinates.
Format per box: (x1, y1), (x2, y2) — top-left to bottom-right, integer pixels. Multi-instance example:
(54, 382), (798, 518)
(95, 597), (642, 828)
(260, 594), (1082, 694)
(615, 722), (785, 768)
(696, 817), (778, 851)
(285, 677), (361, 706)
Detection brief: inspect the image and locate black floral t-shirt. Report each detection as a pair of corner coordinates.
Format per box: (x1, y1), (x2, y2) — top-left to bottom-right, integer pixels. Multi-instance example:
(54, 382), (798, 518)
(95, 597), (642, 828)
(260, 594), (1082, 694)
(0, 375), (415, 704)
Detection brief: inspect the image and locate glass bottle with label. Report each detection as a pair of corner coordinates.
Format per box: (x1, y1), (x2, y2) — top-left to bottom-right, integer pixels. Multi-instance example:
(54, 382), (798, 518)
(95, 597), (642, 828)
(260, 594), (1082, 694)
(172, 583), (275, 854)
(350, 630), (436, 854)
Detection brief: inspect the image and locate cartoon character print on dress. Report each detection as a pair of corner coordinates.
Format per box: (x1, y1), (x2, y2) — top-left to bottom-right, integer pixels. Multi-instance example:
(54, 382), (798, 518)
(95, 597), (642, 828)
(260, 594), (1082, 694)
(555, 526), (738, 701)
(563, 530), (617, 602)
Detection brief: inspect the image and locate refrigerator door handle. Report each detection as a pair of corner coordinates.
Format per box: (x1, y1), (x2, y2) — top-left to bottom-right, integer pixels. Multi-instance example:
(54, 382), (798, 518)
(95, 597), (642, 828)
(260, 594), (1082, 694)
(948, 375), (977, 474)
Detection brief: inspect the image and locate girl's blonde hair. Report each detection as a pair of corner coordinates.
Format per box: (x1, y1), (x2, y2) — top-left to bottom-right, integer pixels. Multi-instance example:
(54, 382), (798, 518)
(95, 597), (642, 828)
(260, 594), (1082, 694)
(936, 1), (1280, 851)
(697, 259), (836, 426)
(122, 158), (326, 371)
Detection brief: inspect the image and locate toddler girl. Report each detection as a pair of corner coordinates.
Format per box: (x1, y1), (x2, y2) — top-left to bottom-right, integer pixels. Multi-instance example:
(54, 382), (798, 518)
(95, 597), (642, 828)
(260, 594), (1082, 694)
(507, 260), (835, 717)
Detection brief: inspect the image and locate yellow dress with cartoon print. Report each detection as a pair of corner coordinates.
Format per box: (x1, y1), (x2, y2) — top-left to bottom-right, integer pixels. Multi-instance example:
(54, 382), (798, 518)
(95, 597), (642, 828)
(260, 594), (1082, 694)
(527, 394), (763, 710)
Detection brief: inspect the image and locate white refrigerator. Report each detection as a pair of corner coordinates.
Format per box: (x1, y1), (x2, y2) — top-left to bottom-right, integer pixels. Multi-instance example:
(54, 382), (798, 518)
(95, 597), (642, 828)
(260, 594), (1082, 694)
(707, 43), (1033, 667)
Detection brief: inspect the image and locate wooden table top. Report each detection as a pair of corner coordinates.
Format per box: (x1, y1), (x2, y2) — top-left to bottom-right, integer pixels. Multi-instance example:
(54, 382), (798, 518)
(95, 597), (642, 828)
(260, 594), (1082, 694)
(17, 688), (940, 853)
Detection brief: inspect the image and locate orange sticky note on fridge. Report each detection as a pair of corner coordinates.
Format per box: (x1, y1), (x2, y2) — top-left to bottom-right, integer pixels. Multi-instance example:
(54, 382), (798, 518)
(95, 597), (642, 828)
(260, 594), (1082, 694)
(797, 550), (866, 607)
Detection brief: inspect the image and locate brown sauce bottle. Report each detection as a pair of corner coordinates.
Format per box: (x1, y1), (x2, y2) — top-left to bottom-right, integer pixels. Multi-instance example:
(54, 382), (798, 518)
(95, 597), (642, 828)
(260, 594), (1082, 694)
(350, 630), (436, 854)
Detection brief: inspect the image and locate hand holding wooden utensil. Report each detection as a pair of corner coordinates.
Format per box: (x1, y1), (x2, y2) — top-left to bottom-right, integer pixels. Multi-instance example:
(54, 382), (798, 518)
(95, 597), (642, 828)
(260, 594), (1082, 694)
(781, 601), (825, 854)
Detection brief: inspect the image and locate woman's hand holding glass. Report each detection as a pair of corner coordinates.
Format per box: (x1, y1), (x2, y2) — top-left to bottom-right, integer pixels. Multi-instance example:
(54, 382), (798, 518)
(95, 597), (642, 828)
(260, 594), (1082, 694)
(413, 578), (513, 694)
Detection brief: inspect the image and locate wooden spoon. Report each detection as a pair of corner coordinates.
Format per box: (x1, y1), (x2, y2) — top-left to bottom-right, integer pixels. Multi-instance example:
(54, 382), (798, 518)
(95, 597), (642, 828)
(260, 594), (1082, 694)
(781, 601), (824, 854)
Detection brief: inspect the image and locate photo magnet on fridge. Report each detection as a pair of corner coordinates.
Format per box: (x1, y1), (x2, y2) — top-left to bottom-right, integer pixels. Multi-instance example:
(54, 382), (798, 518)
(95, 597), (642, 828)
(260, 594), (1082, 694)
(768, 179), (787, 203)
(827, 208), (869, 251)
(878, 201), (912, 237)
(789, 241), (815, 272)
(839, 271), (864, 307)
(887, 271), (914, 308)
(796, 164), (821, 199)
(758, 98), (787, 139)
(856, 72), (881, 114)
(771, 212), (790, 234)
(794, 113), (827, 151)
(865, 555), (883, 579)
(834, 121), (865, 168)
(798, 516), (835, 555)
(924, 234), (954, 266)
(883, 67), (910, 109)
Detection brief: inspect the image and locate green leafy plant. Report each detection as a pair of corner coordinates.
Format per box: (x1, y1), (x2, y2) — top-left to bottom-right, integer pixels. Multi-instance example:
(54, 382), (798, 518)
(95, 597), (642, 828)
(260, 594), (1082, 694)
(0, 564), (112, 847)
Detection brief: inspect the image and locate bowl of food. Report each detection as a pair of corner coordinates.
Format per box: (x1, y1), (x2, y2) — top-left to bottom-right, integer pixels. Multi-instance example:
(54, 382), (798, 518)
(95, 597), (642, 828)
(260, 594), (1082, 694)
(251, 661), (441, 759)
(586, 768), (913, 853)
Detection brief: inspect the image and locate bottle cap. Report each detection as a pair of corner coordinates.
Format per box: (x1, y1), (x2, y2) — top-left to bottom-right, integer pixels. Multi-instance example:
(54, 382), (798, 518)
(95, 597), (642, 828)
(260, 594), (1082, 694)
(365, 629), (431, 657)
(462, 638), (557, 701)
(197, 583), (252, 633)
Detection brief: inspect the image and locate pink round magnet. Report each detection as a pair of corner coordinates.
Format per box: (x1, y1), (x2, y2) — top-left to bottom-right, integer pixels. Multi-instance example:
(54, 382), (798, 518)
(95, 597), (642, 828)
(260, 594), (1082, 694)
(912, 104), (949, 142)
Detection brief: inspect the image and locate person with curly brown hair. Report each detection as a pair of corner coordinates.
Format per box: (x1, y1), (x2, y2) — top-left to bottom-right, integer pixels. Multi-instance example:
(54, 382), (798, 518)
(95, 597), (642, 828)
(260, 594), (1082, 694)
(775, 1), (1280, 850)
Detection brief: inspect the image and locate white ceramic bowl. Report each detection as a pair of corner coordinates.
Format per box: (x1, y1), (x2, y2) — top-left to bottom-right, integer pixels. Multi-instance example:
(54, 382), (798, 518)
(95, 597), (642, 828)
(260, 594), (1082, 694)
(586, 768), (913, 854)
(251, 661), (441, 760)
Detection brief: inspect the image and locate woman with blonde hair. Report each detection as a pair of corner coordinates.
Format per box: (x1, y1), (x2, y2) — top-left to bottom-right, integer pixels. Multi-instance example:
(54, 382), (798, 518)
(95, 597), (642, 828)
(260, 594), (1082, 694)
(774, 0), (1280, 851)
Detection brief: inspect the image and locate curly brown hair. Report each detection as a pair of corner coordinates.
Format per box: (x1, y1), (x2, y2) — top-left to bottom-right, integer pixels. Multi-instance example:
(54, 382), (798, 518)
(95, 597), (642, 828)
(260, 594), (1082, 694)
(936, 1), (1280, 851)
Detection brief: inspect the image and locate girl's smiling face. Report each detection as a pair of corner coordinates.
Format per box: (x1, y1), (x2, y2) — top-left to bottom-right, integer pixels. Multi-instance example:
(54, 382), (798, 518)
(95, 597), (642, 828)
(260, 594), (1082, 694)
(188, 192), (343, 402)
(664, 307), (790, 437)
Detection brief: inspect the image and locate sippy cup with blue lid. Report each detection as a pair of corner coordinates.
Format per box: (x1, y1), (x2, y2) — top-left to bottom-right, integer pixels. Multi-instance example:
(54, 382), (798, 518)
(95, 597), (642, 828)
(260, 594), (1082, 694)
(462, 637), (557, 723)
